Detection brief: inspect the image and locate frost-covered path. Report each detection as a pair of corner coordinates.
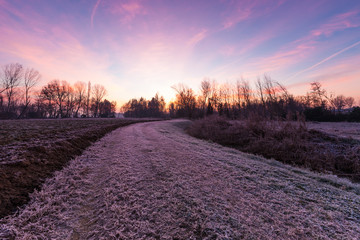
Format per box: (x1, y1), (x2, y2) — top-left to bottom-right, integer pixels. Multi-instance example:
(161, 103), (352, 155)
(1, 120), (360, 239)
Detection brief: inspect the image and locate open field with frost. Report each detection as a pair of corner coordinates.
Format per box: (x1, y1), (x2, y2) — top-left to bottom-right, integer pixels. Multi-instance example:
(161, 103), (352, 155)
(189, 118), (360, 183)
(1, 120), (359, 239)
(0, 118), (150, 218)
(308, 121), (360, 140)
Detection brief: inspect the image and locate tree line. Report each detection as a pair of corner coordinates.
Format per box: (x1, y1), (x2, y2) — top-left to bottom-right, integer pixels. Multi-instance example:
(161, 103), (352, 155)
(2, 62), (358, 121)
(121, 94), (166, 118)
(121, 76), (359, 122)
(167, 76), (359, 121)
(0, 63), (116, 119)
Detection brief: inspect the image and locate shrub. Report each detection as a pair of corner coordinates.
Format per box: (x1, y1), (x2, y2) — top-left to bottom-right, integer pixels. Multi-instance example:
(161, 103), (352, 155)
(188, 116), (360, 182)
(349, 107), (360, 122)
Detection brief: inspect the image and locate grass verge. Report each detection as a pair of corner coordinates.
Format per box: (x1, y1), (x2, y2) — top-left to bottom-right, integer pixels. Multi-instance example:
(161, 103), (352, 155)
(188, 116), (360, 183)
(0, 119), (153, 218)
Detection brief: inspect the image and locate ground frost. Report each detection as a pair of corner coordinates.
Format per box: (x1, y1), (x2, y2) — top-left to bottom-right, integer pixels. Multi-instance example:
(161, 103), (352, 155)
(0, 120), (360, 239)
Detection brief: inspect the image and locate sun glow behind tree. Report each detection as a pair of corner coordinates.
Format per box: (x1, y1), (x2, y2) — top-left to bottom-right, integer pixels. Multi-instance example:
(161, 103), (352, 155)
(0, 0), (359, 106)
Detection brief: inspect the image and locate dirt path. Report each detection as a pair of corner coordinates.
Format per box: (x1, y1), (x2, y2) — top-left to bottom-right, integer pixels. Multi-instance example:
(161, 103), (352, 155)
(1, 120), (360, 239)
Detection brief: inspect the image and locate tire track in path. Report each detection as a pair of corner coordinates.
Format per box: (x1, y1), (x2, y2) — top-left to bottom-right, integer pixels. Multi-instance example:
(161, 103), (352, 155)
(1, 120), (360, 239)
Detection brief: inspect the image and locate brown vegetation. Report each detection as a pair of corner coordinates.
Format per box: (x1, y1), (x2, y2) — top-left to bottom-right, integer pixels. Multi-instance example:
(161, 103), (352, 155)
(121, 93), (166, 118)
(0, 118), (151, 218)
(0, 62), (116, 119)
(307, 121), (360, 140)
(188, 116), (360, 182)
(165, 77), (359, 122)
(1, 120), (359, 239)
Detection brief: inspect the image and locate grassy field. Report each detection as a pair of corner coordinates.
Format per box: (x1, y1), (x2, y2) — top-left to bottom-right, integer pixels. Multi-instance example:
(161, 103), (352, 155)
(308, 121), (360, 140)
(0, 118), (152, 218)
(188, 117), (360, 183)
(1, 120), (359, 239)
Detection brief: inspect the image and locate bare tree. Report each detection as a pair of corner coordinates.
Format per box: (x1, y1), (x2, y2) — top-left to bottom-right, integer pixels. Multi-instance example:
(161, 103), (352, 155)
(235, 79), (242, 109)
(332, 95), (347, 111)
(240, 79), (252, 107)
(345, 97), (355, 109)
(256, 77), (265, 107)
(1, 63), (23, 112)
(209, 80), (218, 112)
(263, 75), (276, 103)
(310, 82), (327, 107)
(41, 81), (57, 117)
(219, 83), (231, 117)
(18, 68), (40, 118)
(73, 81), (87, 117)
(63, 82), (74, 117)
(92, 84), (107, 117)
(172, 83), (197, 118)
(86, 81), (91, 117)
(200, 78), (212, 115)
(43, 80), (70, 118)
(275, 82), (290, 101)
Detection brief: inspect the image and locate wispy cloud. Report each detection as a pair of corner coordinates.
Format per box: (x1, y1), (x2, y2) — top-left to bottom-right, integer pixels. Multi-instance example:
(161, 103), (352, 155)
(219, 45), (235, 56)
(91, 0), (102, 28)
(286, 51), (360, 97)
(310, 10), (360, 37)
(187, 29), (208, 46)
(1, 0), (360, 103)
(288, 40), (360, 80)
(222, 7), (252, 29)
(254, 9), (360, 78)
(107, 0), (147, 25)
(253, 43), (315, 74)
(221, 0), (286, 29)
(0, 7), (114, 88)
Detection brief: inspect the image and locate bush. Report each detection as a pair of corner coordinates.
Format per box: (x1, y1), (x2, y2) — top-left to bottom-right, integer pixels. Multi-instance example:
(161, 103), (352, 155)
(349, 107), (360, 122)
(188, 116), (360, 182)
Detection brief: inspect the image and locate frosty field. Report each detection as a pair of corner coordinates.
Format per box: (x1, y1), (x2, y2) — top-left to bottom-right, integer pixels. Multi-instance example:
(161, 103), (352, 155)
(1, 120), (359, 239)
(307, 121), (360, 140)
(0, 118), (149, 218)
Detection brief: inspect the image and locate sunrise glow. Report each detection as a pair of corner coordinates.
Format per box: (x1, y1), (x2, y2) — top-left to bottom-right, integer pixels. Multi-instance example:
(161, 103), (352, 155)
(1, 0), (360, 106)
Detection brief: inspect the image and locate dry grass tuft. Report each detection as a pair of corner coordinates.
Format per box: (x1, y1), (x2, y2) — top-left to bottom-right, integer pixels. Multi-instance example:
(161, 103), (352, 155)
(0, 118), (152, 218)
(188, 116), (360, 182)
(1, 120), (359, 239)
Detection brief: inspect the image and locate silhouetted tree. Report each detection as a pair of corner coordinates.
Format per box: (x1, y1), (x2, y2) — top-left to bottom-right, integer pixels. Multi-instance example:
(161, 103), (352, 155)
(99, 99), (116, 117)
(92, 84), (107, 117)
(1, 63), (23, 114)
(122, 94), (166, 118)
(172, 83), (197, 118)
(86, 81), (91, 117)
(18, 68), (40, 118)
(73, 81), (87, 117)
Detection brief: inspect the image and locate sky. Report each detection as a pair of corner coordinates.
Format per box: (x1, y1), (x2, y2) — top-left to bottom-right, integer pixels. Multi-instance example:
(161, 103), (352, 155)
(1, 0), (360, 107)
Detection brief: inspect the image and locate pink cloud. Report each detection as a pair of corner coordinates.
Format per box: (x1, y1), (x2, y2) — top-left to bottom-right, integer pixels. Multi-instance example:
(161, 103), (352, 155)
(254, 9), (360, 78)
(91, 0), (149, 28)
(287, 54), (360, 98)
(122, 2), (142, 13)
(107, 0), (147, 25)
(0, 0), (26, 21)
(223, 8), (252, 29)
(219, 45), (235, 56)
(238, 31), (275, 55)
(310, 10), (360, 37)
(208, 31), (276, 78)
(315, 73), (360, 98)
(218, 38), (269, 59)
(289, 40), (360, 80)
(254, 43), (315, 73)
(91, 0), (102, 28)
(187, 29), (208, 46)
(221, 0), (286, 29)
(0, 8), (112, 88)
